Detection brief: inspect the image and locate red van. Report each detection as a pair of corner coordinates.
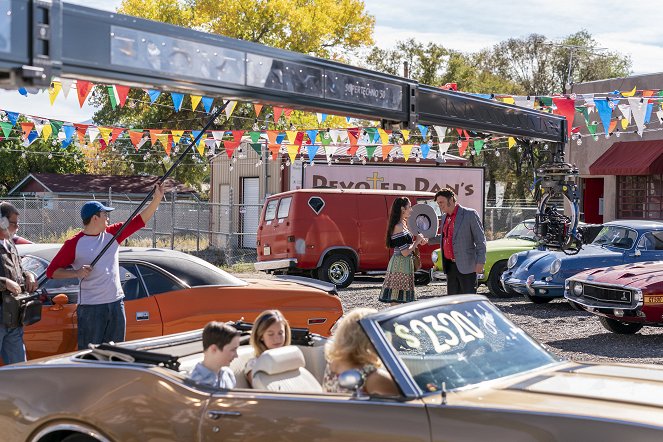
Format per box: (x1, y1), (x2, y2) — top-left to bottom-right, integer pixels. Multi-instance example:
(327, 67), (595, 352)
(254, 189), (439, 288)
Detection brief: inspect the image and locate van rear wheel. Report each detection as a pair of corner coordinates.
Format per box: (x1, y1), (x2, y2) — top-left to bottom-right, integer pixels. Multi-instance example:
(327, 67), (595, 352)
(318, 254), (355, 288)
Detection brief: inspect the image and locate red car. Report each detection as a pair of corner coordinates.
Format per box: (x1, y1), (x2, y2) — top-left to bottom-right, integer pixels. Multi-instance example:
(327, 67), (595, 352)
(565, 261), (663, 334)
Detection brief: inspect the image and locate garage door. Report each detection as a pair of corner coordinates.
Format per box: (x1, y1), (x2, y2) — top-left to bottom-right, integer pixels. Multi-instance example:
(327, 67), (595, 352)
(241, 177), (260, 248)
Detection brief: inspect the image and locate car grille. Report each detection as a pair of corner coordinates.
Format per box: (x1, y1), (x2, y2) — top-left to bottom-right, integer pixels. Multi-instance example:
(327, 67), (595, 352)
(581, 283), (632, 304)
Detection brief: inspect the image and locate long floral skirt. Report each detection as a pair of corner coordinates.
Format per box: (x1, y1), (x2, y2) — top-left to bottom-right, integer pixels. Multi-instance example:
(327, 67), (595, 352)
(379, 253), (415, 303)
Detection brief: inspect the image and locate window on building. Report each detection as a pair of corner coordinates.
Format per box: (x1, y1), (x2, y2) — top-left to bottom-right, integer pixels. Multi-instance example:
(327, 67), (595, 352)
(617, 175), (663, 220)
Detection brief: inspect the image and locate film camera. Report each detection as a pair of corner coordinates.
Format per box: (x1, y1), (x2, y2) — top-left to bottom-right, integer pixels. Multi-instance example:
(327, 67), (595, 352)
(2, 291), (42, 328)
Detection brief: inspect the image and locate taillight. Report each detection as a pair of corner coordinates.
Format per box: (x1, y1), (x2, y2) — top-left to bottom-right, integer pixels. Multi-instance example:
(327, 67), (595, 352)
(308, 318), (327, 325)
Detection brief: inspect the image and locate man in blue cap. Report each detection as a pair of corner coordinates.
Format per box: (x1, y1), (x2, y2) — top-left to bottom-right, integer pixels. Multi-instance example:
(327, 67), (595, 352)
(47, 183), (165, 349)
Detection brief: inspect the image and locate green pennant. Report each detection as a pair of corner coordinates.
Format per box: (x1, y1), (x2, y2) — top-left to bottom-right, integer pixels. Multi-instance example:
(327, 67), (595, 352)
(251, 143), (263, 155)
(586, 122), (598, 135)
(249, 131), (261, 143)
(576, 106), (590, 124)
(538, 96), (553, 107)
(473, 139), (485, 155)
(320, 132), (332, 145)
(50, 120), (64, 136)
(365, 145), (377, 159)
(0, 122), (12, 138)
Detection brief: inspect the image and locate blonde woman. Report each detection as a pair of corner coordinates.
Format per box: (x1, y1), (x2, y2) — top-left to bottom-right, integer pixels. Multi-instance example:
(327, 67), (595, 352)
(244, 310), (292, 386)
(323, 308), (399, 396)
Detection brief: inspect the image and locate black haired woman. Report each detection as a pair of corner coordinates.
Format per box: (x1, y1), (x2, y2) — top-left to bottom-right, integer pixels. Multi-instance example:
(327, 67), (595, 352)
(379, 197), (427, 304)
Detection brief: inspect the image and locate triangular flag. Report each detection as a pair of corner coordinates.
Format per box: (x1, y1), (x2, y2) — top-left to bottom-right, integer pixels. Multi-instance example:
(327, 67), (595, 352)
(618, 104), (631, 130)
(377, 128), (390, 145)
(628, 97), (647, 135)
(98, 139), (108, 151)
(149, 129), (163, 145)
(249, 131), (261, 143)
(459, 139), (469, 156)
(171, 93), (184, 112)
(593, 99), (613, 135)
(439, 142), (451, 155)
(61, 125), (76, 149)
(268, 143), (281, 160)
(500, 96), (515, 105)
(266, 130), (279, 144)
(276, 132), (286, 145)
(171, 130), (184, 144)
(224, 101), (237, 119)
(23, 130), (39, 147)
(32, 119), (45, 136)
(657, 110), (663, 124)
(608, 119), (618, 133)
(273, 107), (284, 123)
(365, 145), (377, 159)
(251, 143), (263, 156)
(98, 127), (112, 144)
(316, 113), (328, 123)
(87, 127), (100, 143)
(48, 81), (62, 105)
(552, 97), (576, 137)
(50, 120), (63, 137)
(76, 80), (93, 107)
(401, 144), (413, 161)
(320, 131), (332, 146)
(20, 122), (34, 140)
(253, 103), (263, 117)
(115, 85), (130, 107)
(147, 89), (161, 103)
(283, 108), (293, 121)
(420, 143), (430, 159)
(74, 123), (89, 144)
(5, 111), (19, 127)
(230, 130), (244, 142)
(41, 123), (53, 141)
(110, 128), (124, 144)
(285, 130), (298, 145)
(287, 144), (300, 163)
(223, 140), (241, 159)
(190, 95), (202, 111)
(0, 122), (12, 138)
(307, 145), (319, 164)
(381, 145), (392, 160)
(400, 129), (410, 142)
(645, 103), (654, 124)
(417, 124), (429, 139)
(622, 86), (637, 97)
(191, 130), (205, 156)
(473, 139), (485, 155)
(433, 125), (447, 142)
(306, 130), (318, 145)
(508, 137), (516, 149)
(60, 79), (74, 98)
(129, 130), (144, 150)
(201, 96), (214, 113)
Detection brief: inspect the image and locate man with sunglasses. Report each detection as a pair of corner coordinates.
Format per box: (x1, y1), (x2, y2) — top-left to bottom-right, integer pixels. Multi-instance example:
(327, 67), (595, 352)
(47, 183), (165, 350)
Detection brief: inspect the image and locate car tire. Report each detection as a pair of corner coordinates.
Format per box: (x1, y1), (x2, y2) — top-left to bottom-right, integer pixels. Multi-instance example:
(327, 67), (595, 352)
(599, 316), (644, 334)
(486, 261), (512, 298)
(525, 294), (553, 304)
(318, 254), (355, 288)
(414, 270), (431, 286)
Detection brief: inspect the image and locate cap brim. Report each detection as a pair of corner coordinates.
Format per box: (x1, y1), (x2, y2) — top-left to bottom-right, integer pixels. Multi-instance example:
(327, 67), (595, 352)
(101, 207), (115, 212)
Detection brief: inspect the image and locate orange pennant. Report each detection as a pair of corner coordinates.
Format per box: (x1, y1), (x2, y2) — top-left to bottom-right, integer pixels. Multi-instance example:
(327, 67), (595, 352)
(20, 122), (34, 140)
(381, 145), (392, 160)
(273, 107), (284, 123)
(74, 123), (89, 144)
(266, 130), (279, 144)
(254, 103), (264, 117)
(129, 130), (144, 150)
(283, 108), (294, 121)
(608, 119), (618, 133)
(110, 128), (124, 144)
(149, 129), (163, 145)
(268, 143), (281, 160)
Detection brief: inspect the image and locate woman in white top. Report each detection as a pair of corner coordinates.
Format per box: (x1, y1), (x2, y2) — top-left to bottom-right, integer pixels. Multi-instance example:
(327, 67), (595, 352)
(244, 310), (292, 386)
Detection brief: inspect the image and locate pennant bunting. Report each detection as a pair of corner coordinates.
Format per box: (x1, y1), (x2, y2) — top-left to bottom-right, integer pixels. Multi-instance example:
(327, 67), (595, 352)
(621, 86), (637, 97)
(593, 99), (613, 135)
(365, 145), (377, 159)
(20, 122), (34, 140)
(74, 124), (89, 145)
(129, 130), (145, 150)
(253, 103), (263, 117)
(60, 79), (74, 98)
(552, 97), (576, 137)
(76, 80), (93, 107)
(268, 143), (281, 160)
(22, 130), (39, 147)
(50, 120), (63, 137)
(41, 124), (53, 141)
(147, 89), (161, 103)
(98, 127), (112, 144)
(628, 97), (647, 135)
(171, 130), (184, 144)
(190, 95), (202, 111)
(224, 101), (237, 119)
(420, 143), (430, 159)
(283, 108), (293, 121)
(5, 111), (19, 127)
(171, 93), (184, 112)
(0, 122), (12, 138)
(49, 81), (62, 105)
(62, 125), (76, 149)
(381, 144), (392, 160)
(417, 124), (429, 139)
(306, 130), (318, 145)
(251, 143), (263, 156)
(473, 139), (485, 155)
(273, 107), (284, 123)
(287, 144), (299, 163)
(149, 129), (163, 146)
(110, 128), (124, 144)
(439, 142), (451, 155)
(201, 96), (214, 113)
(307, 145), (319, 164)
(508, 137), (516, 149)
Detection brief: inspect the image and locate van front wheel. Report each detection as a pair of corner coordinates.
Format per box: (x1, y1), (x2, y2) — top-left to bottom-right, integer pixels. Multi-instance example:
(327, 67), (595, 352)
(318, 255), (355, 288)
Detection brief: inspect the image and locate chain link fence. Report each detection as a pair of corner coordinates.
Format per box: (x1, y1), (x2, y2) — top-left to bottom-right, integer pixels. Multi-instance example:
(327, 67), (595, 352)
(4, 196), (536, 264)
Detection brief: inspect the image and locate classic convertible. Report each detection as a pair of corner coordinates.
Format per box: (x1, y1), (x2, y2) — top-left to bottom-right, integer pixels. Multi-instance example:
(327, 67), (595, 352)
(18, 244), (343, 360)
(565, 259), (663, 334)
(501, 220), (663, 303)
(2, 295), (663, 441)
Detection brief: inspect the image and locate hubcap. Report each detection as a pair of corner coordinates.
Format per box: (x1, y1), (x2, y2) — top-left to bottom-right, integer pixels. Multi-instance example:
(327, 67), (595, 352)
(329, 261), (350, 284)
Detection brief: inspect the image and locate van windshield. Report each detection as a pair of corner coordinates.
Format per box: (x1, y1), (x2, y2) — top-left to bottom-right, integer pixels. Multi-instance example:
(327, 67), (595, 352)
(264, 199), (278, 221)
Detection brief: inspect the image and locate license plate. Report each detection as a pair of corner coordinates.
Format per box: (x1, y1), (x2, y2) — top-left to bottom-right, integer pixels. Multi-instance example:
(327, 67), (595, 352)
(645, 295), (663, 304)
(263, 246), (271, 256)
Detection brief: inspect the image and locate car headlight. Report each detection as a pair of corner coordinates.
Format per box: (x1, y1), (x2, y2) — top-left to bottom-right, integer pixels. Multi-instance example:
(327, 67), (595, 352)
(572, 282), (583, 296)
(507, 254), (518, 269)
(431, 250), (439, 263)
(550, 259), (562, 275)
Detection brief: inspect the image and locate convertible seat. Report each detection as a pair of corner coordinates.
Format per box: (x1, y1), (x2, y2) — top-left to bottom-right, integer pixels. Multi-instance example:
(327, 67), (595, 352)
(251, 346), (323, 393)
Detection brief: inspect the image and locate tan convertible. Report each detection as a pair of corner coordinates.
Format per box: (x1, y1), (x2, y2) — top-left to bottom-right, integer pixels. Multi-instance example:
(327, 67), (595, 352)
(2, 295), (663, 442)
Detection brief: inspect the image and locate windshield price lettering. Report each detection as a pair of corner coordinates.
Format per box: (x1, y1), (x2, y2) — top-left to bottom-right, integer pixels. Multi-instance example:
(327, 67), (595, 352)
(394, 311), (485, 353)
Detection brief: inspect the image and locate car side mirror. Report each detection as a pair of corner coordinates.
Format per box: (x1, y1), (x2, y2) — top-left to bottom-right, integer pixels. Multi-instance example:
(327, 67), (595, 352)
(634, 249), (642, 257)
(338, 369), (369, 400)
(49, 293), (69, 311)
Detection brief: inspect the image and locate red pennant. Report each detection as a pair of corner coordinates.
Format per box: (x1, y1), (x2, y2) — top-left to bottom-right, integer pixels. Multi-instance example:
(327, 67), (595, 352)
(74, 123), (89, 144)
(164, 135), (173, 156)
(608, 119), (618, 133)
(283, 108), (293, 121)
(149, 129), (163, 145)
(268, 143), (281, 160)
(231, 130), (244, 142)
(223, 140), (241, 159)
(20, 122), (34, 140)
(115, 85), (131, 107)
(129, 130), (144, 151)
(273, 107), (284, 123)
(347, 128), (360, 156)
(76, 80), (93, 108)
(294, 132), (304, 146)
(347, 145), (359, 156)
(552, 97), (576, 137)
(459, 139), (469, 156)
(99, 138), (108, 151)
(110, 127), (124, 144)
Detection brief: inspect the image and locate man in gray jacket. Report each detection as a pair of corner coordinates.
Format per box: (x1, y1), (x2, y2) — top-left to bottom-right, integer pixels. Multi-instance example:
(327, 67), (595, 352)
(435, 188), (486, 295)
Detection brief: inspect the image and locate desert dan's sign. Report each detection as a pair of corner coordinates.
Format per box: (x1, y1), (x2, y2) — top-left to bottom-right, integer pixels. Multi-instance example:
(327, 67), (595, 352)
(301, 165), (484, 217)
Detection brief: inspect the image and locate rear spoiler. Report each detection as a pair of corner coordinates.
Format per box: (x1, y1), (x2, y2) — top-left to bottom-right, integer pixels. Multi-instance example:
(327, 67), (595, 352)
(275, 274), (338, 295)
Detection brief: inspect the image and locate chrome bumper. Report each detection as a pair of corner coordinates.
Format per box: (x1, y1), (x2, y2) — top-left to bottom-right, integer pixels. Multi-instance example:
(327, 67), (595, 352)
(254, 258), (298, 272)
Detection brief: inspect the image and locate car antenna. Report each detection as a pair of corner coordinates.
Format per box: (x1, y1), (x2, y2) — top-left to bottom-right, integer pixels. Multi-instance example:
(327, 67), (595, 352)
(441, 382), (447, 405)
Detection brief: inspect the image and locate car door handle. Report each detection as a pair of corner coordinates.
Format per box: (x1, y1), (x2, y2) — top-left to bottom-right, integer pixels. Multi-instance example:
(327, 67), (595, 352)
(136, 311), (149, 321)
(207, 410), (242, 420)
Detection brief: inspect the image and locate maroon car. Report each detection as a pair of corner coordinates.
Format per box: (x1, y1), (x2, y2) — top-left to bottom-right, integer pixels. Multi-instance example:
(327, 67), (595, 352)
(565, 261), (663, 334)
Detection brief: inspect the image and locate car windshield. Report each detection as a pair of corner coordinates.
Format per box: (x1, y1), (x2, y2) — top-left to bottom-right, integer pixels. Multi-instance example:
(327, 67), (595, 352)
(591, 226), (638, 249)
(505, 220), (536, 240)
(22, 255), (48, 277)
(377, 300), (559, 392)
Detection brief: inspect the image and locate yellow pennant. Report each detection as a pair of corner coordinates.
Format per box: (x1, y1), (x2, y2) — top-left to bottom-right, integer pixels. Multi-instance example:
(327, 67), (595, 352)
(98, 127), (112, 144)
(190, 95), (202, 111)
(622, 86), (637, 97)
(401, 129), (410, 142)
(508, 137), (516, 149)
(378, 128), (389, 145)
(48, 82), (62, 106)
(41, 124), (53, 140)
(621, 117), (629, 130)
(285, 130), (298, 145)
(196, 139), (205, 156)
(155, 133), (169, 147)
(171, 130), (184, 144)
(501, 97), (515, 105)
(287, 144), (299, 163)
(401, 144), (413, 161)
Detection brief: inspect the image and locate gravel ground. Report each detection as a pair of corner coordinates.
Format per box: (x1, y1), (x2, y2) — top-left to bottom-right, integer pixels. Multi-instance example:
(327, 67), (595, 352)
(240, 272), (663, 366)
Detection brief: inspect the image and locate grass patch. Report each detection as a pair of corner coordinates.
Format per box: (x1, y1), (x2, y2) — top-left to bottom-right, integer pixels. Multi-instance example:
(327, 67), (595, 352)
(221, 262), (255, 273)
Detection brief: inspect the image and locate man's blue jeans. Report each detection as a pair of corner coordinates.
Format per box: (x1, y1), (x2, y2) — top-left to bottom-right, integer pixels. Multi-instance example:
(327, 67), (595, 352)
(77, 300), (126, 350)
(0, 324), (26, 364)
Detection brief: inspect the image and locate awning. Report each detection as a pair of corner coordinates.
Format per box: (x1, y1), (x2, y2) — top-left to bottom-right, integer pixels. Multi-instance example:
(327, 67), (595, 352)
(589, 140), (663, 175)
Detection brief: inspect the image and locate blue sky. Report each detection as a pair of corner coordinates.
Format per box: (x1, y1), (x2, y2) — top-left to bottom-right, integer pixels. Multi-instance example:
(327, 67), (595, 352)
(2, 0), (662, 123)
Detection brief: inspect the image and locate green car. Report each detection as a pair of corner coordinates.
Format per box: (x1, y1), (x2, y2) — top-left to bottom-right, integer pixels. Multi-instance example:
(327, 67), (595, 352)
(431, 220), (538, 297)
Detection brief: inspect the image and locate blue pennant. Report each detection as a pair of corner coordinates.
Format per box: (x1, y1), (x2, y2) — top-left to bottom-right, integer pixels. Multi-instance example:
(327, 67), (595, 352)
(17, 88), (28, 97)
(170, 93), (184, 112)
(201, 97), (214, 113)
(276, 133), (286, 144)
(308, 145), (319, 164)
(5, 111), (19, 127)
(417, 124), (429, 139)
(420, 143), (431, 159)
(147, 89), (161, 103)
(306, 130), (318, 144)
(62, 125), (76, 148)
(320, 113), (328, 123)
(645, 103), (654, 124)
(594, 99), (613, 135)
(191, 130), (203, 142)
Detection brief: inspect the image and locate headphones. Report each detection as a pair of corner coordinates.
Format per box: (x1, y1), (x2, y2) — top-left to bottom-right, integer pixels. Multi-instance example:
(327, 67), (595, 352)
(0, 216), (8, 231)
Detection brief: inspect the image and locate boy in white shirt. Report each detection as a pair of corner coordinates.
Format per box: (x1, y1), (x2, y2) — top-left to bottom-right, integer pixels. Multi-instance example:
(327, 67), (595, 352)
(189, 321), (241, 389)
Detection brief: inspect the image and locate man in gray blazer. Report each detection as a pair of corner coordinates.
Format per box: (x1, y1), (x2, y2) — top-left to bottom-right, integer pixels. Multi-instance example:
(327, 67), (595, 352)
(434, 188), (486, 295)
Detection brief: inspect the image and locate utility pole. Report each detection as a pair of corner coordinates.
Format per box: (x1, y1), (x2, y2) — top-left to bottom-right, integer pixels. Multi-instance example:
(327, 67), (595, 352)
(546, 43), (607, 94)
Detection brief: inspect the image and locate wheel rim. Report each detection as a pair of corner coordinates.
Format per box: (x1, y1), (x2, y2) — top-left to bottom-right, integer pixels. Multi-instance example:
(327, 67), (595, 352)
(328, 261), (350, 284)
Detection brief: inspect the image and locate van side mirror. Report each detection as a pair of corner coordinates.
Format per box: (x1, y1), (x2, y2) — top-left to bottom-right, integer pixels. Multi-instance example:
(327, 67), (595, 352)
(49, 294), (69, 311)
